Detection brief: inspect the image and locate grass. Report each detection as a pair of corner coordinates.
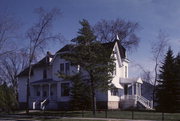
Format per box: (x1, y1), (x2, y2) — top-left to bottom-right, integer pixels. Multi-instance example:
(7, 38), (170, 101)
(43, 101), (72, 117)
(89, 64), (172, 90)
(9, 110), (180, 121)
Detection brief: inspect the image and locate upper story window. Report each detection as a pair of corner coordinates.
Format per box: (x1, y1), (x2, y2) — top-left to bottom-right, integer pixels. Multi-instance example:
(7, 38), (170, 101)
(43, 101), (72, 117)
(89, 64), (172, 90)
(60, 63), (64, 73)
(65, 63), (70, 74)
(43, 69), (47, 79)
(61, 83), (70, 96)
(60, 63), (70, 74)
(113, 62), (116, 75)
(77, 65), (81, 72)
(125, 66), (127, 78)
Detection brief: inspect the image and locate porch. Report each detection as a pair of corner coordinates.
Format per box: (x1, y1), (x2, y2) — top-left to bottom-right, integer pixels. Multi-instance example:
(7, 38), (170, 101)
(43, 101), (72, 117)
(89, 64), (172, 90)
(30, 79), (58, 109)
(120, 77), (143, 96)
(120, 78), (153, 110)
(120, 95), (153, 109)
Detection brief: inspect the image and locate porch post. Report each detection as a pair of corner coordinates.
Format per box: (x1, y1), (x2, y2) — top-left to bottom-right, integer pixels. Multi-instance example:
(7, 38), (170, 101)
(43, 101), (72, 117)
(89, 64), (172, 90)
(139, 84), (141, 96)
(40, 84), (43, 100)
(48, 84), (51, 99)
(136, 83), (138, 95)
(132, 83), (134, 95)
(57, 82), (61, 100)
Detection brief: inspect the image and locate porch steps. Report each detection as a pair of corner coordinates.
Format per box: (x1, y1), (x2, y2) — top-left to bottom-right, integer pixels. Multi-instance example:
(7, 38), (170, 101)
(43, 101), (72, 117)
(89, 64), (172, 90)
(136, 95), (153, 110)
(120, 95), (154, 110)
(32, 99), (58, 110)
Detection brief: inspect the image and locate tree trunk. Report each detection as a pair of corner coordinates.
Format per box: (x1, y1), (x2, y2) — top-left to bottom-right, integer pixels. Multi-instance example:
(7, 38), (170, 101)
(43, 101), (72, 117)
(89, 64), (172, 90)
(90, 73), (96, 116)
(26, 78), (30, 114)
(91, 87), (96, 116)
(152, 62), (158, 108)
(26, 65), (32, 114)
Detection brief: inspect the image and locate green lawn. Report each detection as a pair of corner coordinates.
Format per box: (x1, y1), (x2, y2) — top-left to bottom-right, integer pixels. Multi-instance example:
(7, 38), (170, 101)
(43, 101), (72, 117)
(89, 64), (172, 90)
(13, 110), (180, 121)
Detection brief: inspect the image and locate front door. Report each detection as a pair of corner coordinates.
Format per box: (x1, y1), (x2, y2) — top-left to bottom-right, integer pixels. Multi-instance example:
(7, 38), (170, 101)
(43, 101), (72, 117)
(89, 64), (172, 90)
(124, 84), (128, 95)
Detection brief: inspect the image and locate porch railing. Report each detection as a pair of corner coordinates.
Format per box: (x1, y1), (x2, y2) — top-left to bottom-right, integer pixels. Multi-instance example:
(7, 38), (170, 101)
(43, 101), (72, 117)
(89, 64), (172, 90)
(136, 95), (153, 109)
(120, 95), (153, 109)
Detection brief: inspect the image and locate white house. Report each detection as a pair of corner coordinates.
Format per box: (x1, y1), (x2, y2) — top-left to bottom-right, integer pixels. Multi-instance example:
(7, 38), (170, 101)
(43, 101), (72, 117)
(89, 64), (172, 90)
(18, 40), (153, 110)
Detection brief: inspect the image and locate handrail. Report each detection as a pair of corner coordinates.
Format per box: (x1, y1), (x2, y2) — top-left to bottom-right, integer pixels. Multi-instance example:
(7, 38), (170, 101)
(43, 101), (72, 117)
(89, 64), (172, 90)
(41, 97), (49, 110)
(136, 95), (153, 109)
(33, 98), (41, 110)
(120, 95), (153, 109)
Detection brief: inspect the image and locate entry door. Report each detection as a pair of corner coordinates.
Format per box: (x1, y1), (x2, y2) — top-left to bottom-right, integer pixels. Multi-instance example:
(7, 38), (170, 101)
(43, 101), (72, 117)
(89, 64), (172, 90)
(124, 84), (128, 95)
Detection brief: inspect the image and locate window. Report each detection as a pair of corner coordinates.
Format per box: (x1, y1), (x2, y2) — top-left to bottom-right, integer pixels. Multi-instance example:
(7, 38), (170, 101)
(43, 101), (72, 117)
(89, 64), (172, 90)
(61, 83), (70, 96)
(60, 63), (64, 73)
(60, 63), (70, 74)
(77, 65), (81, 72)
(113, 62), (116, 75)
(111, 88), (118, 96)
(124, 84), (128, 95)
(65, 63), (70, 74)
(125, 66), (127, 78)
(43, 69), (47, 79)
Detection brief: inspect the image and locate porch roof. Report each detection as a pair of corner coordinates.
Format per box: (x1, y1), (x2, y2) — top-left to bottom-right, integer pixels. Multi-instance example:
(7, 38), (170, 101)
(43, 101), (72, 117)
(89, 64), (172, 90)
(120, 77), (143, 84)
(114, 83), (123, 89)
(31, 79), (58, 85)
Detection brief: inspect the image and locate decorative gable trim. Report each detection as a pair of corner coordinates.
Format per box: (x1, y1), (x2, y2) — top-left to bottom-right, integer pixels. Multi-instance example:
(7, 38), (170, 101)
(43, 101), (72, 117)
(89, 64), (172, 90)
(113, 42), (123, 67)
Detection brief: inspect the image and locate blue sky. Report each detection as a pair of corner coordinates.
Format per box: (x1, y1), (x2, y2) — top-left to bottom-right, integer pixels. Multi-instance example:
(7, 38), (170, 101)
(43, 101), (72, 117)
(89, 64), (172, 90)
(0, 0), (180, 77)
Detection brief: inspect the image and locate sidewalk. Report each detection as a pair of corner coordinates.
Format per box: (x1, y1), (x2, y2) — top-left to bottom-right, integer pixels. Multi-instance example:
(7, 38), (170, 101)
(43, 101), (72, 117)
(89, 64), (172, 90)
(0, 114), (157, 121)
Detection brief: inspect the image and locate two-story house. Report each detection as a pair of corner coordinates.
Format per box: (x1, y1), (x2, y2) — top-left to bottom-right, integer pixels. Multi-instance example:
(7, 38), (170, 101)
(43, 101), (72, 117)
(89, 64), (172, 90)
(18, 39), (153, 110)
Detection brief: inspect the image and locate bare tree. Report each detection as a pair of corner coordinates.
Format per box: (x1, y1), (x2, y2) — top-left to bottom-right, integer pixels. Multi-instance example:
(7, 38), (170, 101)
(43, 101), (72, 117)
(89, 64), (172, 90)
(151, 30), (169, 107)
(0, 12), (20, 56)
(25, 7), (61, 114)
(93, 19), (140, 51)
(0, 50), (28, 94)
(135, 63), (153, 84)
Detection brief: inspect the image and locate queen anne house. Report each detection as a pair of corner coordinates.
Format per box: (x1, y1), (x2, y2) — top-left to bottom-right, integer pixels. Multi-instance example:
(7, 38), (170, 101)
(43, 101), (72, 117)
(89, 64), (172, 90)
(18, 39), (153, 110)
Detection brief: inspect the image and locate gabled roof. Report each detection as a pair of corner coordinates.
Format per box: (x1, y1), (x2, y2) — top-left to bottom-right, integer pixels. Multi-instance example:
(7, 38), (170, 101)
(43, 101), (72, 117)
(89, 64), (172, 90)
(18, 40), (126, 77)
(56, 44), (75, 53)
(56, 40), (126, 59)
(18, 56), (50, 77)
(18, 67), (33, 77)
(117, 41), (126, 59)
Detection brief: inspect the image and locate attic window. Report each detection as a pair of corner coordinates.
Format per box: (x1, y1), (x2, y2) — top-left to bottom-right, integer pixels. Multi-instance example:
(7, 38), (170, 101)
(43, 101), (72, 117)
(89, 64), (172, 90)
(113, 62), (116, 75)
(49, 57), (53, 62)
